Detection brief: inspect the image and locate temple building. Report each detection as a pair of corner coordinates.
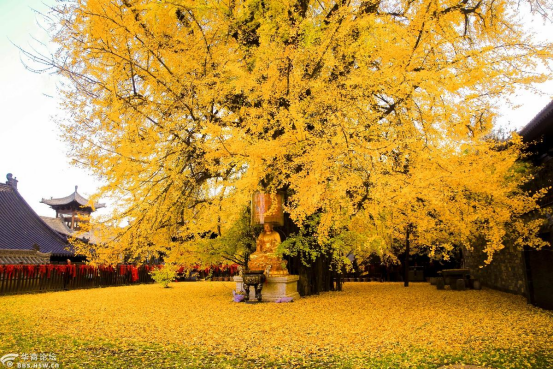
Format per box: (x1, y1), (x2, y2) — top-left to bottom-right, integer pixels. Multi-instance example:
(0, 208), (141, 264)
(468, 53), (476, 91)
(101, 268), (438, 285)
(41, 186), (105, 232)
(0, 174), (73, 264)
(0, 174), (105, 264)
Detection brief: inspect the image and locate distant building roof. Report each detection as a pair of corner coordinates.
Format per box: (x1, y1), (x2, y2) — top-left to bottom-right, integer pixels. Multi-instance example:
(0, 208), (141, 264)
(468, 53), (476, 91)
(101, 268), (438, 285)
(80, 231), (100, 245)
(0, 181), (72, 255)
(40, 215), (100, 245)
(0, 249), (51, 265)
(40, 216), (73, 237)
(518, 101), (553, 160)
(40, 185), (105, 211)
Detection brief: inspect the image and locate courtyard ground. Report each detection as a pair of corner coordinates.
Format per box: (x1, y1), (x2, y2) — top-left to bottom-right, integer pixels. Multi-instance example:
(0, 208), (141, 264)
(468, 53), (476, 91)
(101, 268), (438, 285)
(0, 282), (551, 368)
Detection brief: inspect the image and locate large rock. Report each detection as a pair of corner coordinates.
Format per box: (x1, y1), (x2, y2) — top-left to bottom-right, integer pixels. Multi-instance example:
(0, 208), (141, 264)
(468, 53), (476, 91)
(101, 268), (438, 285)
(234, 275), (301, 302)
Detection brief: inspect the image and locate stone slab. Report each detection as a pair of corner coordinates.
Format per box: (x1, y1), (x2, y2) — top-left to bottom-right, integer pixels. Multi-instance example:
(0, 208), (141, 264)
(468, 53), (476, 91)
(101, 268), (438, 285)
(234, 275), (300, 302)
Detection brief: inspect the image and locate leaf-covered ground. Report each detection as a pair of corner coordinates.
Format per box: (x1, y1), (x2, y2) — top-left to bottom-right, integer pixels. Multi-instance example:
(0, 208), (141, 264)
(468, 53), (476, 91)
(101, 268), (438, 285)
(0, 282), (551, 368)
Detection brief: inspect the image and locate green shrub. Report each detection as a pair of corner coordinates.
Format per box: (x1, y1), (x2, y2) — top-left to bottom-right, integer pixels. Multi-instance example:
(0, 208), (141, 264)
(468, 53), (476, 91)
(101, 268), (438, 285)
(150, 266), (177, 288)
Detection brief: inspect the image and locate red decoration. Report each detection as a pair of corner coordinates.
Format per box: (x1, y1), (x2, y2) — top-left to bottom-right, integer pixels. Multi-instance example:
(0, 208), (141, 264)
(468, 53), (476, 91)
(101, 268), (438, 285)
(56, 265), (67, 274)
(25, 265), (35, 277)
(0, 262), (247, 284)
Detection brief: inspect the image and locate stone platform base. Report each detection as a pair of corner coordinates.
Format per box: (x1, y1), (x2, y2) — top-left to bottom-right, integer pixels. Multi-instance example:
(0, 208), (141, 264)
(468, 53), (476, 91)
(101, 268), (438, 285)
(234, 275), (300, 302)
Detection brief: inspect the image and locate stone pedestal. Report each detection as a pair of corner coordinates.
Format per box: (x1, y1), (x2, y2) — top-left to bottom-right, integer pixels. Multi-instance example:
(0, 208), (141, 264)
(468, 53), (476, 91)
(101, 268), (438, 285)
(234, 275), (300, 302)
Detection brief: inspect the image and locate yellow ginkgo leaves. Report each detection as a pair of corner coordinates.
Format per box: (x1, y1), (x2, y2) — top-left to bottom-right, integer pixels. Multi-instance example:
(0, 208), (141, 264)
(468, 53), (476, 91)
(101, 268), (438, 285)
(0, 282), (552, 368)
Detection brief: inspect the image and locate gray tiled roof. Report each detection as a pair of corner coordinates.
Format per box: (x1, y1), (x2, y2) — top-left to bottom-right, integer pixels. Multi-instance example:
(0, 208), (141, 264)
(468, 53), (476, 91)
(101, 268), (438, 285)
(40, 187), (105, 209)
(0, 249), (51, 264)
(39, 216), (100, 245)
(40, 216), (73, 236)
(0, 183), (73, 255)
(519, 101), (553, 143)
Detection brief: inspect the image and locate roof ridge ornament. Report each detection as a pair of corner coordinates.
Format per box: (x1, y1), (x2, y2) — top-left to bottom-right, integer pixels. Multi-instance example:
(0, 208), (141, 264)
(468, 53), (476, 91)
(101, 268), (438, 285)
(6, 173), (18, 190)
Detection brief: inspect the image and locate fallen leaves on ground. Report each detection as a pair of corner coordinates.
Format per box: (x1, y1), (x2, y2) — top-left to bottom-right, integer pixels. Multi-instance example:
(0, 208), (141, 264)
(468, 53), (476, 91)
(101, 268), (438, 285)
(0, 282), (551, 368)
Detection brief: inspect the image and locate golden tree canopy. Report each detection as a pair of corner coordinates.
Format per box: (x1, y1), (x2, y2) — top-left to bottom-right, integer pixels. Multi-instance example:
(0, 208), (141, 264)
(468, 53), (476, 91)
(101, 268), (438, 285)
(33, 0), (551, 264)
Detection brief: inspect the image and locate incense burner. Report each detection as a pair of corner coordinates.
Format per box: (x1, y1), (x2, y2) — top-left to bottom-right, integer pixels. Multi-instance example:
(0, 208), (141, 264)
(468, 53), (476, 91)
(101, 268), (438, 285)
(242, 270), (266, 302)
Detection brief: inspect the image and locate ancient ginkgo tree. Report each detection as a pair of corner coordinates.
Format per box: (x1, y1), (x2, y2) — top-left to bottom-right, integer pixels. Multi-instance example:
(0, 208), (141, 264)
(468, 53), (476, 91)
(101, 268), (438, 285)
(26, 0), (551, 282)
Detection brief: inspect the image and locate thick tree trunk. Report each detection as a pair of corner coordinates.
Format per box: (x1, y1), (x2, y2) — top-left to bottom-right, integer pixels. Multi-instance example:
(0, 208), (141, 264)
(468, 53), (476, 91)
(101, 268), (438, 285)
(281, 194), (336, 297)
(323, 256), (331, 292)
(311, 260), (319, 295)
(296, 253), (337, 296)
(298, 263), (310, 296)
(314, 255), (324, 294)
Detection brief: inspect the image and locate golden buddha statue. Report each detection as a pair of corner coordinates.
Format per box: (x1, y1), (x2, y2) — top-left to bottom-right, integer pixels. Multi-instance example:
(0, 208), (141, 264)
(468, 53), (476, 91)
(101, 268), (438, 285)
(248, 223), (288, 276)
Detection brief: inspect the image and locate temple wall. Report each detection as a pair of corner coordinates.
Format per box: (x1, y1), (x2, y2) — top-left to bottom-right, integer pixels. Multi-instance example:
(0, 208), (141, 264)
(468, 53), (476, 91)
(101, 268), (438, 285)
(464, 243), (527, 296)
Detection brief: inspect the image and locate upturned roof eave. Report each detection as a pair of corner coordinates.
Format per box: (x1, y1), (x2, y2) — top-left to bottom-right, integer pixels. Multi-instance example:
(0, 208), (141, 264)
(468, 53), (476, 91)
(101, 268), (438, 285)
(41, 196), (105, 210)
(518, 101), (553, 143)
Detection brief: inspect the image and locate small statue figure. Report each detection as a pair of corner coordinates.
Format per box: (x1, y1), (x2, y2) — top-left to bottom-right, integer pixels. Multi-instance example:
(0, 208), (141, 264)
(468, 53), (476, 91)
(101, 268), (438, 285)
(6, 173), (18, 189)
(248, 223), (288, 276)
